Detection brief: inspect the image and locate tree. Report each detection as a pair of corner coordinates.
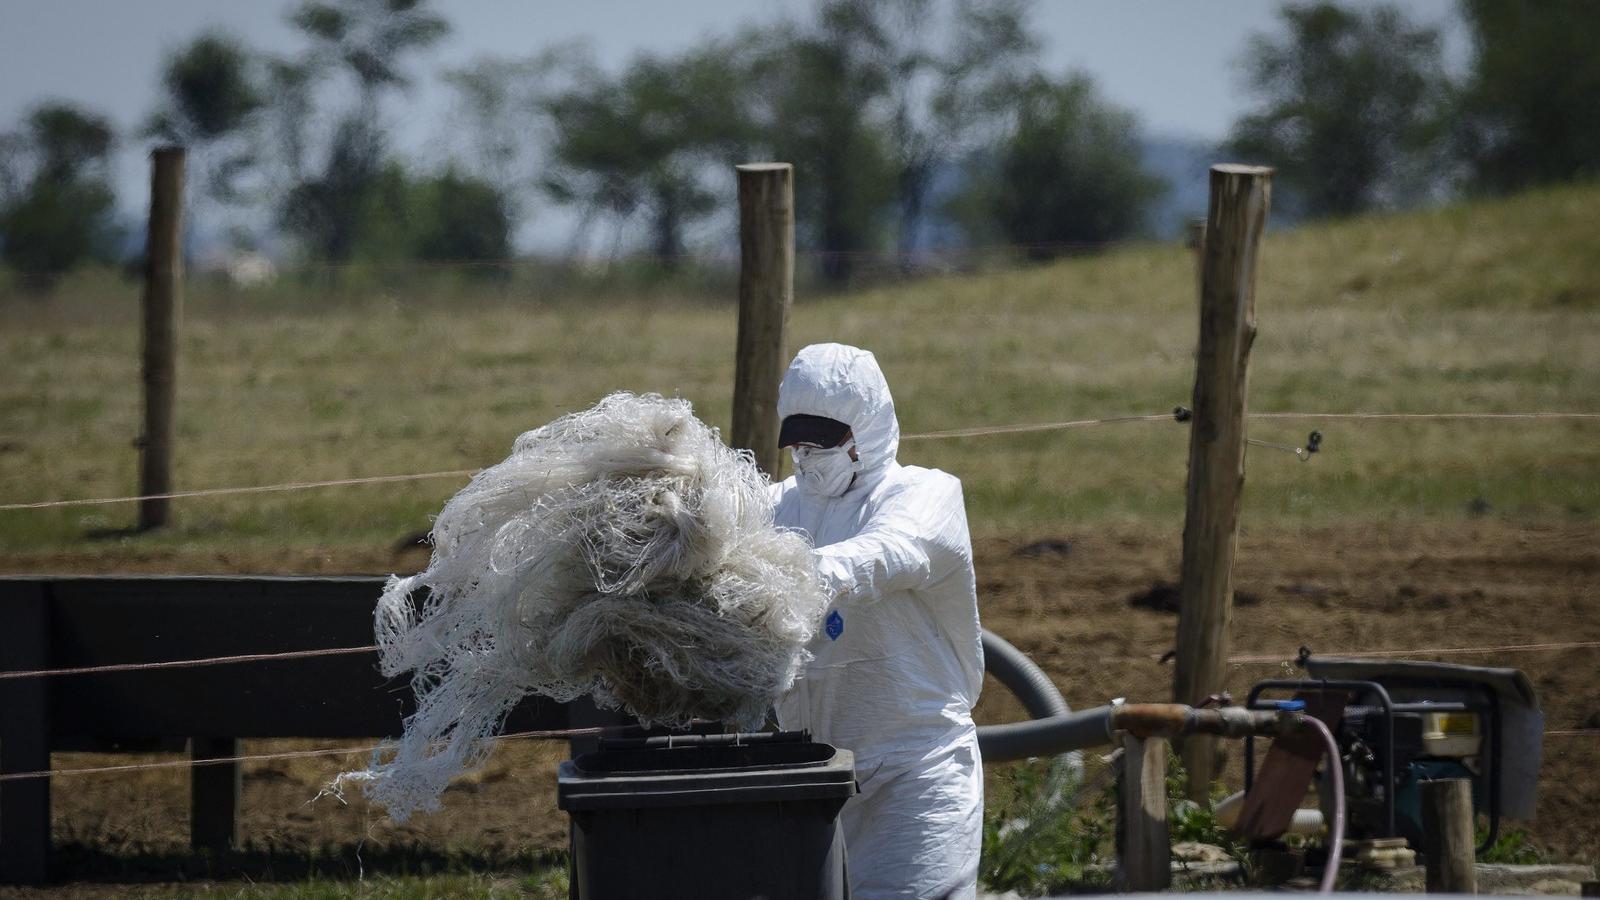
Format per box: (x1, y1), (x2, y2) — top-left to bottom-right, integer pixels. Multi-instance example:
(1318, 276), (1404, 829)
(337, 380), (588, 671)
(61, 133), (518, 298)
(288, 0), (449, 119)
(263, 57), (320, 185)
(277, 0), (450, 261)
(1455, 0), (1600, 192)
(0, 102), (117, 285)
(749, 7), (897, 286)
(279, 117), (383, 262)
(977, 73), (1165, 257)
(883, 0), (1040, 257)
(1226, 2), (1447, 218)
(542, 42), (754, 265)
(411, 169), (512, 264)
(442, 48), (586, 234)
(144, 31), (266, 239)
(283, 149), (512, 267)
(743, 0), (1042, 283)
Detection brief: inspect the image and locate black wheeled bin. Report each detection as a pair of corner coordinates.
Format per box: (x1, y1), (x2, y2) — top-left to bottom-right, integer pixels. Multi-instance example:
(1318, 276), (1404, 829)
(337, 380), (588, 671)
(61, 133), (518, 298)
(557, 730), (856, 899)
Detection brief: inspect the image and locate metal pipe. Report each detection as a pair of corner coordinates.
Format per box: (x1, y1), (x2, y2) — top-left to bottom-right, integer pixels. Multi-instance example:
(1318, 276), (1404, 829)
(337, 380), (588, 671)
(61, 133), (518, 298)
(1114, 704), (1293, 740)
(980, 702), (1297, 763)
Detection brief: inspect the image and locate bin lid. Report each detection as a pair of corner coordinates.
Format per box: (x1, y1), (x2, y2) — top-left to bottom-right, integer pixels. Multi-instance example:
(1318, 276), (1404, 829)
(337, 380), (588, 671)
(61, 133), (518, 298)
(558, 739), (857, 811)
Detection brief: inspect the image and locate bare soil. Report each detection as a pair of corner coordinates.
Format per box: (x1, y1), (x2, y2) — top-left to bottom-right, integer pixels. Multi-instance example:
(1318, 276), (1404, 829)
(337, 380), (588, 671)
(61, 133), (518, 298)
(23, 521), (1600, 884)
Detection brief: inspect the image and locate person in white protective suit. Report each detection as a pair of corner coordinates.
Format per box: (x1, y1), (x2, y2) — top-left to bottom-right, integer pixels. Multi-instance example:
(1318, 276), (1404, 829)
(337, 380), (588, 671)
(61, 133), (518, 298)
(771, 342), (985, 900)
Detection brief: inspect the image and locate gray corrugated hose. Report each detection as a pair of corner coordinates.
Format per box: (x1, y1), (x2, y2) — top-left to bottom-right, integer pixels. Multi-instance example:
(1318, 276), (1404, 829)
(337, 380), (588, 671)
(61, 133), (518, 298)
(977, 705), (1116, 762)
(978, 629), (1092, 771)
(980, 629), (1071, 719)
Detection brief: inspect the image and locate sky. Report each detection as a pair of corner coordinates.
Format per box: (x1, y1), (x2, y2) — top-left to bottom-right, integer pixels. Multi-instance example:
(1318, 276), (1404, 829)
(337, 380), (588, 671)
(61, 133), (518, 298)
(0, 0), (1469, 245)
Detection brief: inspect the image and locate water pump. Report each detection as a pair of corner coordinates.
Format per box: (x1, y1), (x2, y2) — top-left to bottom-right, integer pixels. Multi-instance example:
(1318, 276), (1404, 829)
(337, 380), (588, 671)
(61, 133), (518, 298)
(1233, 652), (1544, 857)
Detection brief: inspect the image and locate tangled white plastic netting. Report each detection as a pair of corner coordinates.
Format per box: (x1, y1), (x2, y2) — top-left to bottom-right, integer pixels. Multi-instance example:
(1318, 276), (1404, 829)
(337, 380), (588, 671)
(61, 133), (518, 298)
(337, 392), (828, 821)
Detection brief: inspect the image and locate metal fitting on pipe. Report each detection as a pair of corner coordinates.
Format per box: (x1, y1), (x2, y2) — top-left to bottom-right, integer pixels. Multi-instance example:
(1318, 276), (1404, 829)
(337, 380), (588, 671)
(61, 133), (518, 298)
(1107, 703), (1195, 739)
(1186, 706), (1304, 738)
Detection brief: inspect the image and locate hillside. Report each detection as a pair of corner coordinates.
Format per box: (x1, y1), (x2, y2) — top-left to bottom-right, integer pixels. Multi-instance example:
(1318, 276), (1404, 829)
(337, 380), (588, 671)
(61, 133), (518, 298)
(3, 181), (1596, 563)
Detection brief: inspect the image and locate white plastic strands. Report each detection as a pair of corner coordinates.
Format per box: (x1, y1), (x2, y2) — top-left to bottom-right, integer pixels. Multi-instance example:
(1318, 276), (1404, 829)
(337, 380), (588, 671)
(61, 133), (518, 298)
(338, 392), (828, 821)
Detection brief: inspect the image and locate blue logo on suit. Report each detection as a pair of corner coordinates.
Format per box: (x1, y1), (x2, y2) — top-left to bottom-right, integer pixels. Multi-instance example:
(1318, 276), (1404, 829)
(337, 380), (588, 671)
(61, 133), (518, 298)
(825, 610), (844, 640)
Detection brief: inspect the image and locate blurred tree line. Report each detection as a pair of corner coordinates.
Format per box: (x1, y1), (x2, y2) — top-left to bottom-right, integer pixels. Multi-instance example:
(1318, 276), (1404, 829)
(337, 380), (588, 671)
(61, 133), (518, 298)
(1225, 0), (1600, 219)
(1, 0), (1597, 289)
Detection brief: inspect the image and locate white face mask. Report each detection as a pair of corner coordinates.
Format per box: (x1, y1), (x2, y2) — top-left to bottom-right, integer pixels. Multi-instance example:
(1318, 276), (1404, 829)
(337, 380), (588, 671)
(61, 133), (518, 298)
(792, 441), (859, 498)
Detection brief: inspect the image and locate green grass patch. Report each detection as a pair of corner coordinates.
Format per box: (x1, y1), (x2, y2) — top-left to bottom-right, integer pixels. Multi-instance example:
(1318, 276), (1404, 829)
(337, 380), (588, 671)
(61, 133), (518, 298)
(2, 183), (1598, 560)
(1480, 824), (1548, 865)
(979, 748), (1254, 896)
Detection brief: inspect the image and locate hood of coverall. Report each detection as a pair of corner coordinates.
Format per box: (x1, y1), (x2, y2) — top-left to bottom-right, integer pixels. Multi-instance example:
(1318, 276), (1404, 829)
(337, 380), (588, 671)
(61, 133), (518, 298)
(777, 343), (900, 493)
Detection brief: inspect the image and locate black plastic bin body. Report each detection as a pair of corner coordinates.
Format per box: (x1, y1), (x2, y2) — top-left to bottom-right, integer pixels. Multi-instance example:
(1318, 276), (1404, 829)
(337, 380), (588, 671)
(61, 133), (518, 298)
(557, 732), (857, 900)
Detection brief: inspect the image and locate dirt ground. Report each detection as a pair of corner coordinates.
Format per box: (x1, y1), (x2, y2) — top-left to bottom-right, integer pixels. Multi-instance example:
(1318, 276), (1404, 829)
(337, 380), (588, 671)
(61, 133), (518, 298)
(25, 520), (1600, 884)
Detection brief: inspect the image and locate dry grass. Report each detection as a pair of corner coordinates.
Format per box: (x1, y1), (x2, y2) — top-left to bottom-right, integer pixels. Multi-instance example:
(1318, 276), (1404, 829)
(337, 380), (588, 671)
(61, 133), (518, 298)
(3, 183), (1597, 568)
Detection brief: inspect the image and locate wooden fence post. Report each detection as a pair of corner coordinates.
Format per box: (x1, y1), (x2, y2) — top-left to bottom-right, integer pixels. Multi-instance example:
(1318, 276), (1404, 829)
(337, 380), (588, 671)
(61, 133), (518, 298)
(1119, 734), (1171, 892)
(1186, 217), (1206, 287)
(1421, 778), (1477, 894)
(1172, 164), (1272, 802)
(730, 163), (794, 478)
(190, 737), (241, 852)
(0, 582), (51, 884)
(139, 146), (186, 530)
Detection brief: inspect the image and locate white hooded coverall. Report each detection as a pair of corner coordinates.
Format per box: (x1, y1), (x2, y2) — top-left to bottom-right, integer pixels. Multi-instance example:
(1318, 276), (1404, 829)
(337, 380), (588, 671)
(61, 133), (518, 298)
(771, 343), (985, 900)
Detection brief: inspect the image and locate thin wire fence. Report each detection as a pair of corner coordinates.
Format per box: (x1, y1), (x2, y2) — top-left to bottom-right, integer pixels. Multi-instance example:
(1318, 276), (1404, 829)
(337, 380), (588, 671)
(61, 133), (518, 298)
(3, 409), (1596, 512)
(0, 239), (1142, 284)
(4, 309), (1596, 791)
(0, 470), (480, 512)
(0, 624), (1593, 783)
(0, 643), (379, 681)
(0, 726), (612, 784)
(1226, 639), (1600, 665)
(1248, 412), (1600, 422)
(3, 633), (1593, 684)
(1, 713), (1594, 785)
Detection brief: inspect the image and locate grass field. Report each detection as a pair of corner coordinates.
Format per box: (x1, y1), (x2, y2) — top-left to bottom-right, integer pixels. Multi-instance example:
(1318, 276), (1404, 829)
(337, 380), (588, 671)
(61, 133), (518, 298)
(2, 182), (1598, 895)
(3, 181), (1598, 566)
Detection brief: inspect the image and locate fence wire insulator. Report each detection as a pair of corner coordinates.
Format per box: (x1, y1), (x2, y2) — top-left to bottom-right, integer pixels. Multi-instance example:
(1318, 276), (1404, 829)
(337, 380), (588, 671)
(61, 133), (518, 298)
(1247, 437), (1313, 461)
